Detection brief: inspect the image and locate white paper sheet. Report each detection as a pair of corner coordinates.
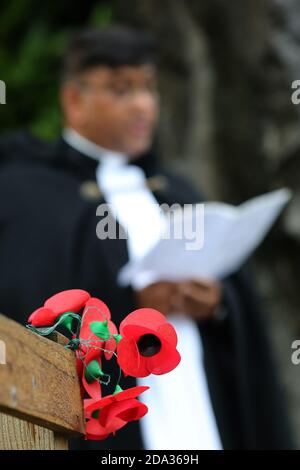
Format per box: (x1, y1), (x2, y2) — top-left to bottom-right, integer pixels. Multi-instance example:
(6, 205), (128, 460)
(118, 188), (292, 286)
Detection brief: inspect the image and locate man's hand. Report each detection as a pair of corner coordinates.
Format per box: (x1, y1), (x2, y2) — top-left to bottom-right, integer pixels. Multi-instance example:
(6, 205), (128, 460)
(135, 281), (177, 315)
(135, 278), (223, 322)
(174, 279), (223, 321)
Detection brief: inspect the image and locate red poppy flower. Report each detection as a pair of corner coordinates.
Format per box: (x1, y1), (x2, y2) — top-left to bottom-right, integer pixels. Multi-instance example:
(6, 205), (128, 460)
(84, 386), (149, 440)
(28, 289), (90, 326)
(117, 308), (181, 378)
(79, 298), (118, 363)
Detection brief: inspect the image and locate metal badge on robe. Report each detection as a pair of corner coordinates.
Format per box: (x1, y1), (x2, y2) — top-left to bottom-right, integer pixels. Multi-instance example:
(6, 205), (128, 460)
(146, 175), (168, 194)
(80, 176), (168, 202)
(79, 180), (102, 201)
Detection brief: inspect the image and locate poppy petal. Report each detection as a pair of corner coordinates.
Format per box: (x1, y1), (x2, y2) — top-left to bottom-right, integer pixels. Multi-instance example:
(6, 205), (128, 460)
(104, 320), (118, 360)
(28, 307), (58, 326)
(120, 308), (166, 333)
(116, 337), (151, 377)
(114, 386), (149, 402)
(86, 410), (127, 440)
(157, 322), (178, 347)
(84, 298), (111, 321)
(99, 398), (148, 427)
(44, 289), (90, 315)
(147, 340), (181, 375)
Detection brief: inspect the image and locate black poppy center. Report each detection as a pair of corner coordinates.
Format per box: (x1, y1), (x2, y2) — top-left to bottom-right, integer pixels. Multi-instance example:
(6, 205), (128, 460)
(137, 334), (162, 357)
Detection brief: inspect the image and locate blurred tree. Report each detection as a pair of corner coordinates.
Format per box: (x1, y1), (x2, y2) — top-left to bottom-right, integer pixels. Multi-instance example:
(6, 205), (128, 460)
(0, 0), (115, 139)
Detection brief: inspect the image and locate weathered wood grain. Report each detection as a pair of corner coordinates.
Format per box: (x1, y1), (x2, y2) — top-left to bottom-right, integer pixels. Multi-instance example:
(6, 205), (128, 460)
(0, 413), (68, 449)
(0, 314), (85, 437)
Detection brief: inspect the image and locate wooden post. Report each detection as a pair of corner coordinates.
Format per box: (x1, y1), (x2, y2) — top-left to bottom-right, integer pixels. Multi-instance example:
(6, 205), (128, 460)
(0, 314), (85, 450)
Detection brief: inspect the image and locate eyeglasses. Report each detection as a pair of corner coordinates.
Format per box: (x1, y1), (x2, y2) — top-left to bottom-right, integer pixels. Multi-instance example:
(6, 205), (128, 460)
(77, 80), (159, 101)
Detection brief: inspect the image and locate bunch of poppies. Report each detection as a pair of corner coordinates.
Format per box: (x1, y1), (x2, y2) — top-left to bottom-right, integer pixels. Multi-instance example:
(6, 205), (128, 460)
(27, 289), (181, 440)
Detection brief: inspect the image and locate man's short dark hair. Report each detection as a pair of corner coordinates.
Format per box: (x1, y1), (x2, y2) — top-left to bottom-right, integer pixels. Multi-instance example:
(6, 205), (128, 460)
(61, 26), (156, 82)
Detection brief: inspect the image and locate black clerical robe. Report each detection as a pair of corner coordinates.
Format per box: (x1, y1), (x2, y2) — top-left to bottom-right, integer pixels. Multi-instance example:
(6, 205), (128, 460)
(0, 132), (294, 449)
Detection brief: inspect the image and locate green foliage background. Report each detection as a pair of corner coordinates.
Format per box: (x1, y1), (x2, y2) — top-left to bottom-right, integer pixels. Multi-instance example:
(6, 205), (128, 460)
(0, 0), (115, 140)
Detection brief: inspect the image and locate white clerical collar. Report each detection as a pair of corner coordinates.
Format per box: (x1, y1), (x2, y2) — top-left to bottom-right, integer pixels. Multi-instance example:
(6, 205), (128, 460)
(62, 128), (128, 166)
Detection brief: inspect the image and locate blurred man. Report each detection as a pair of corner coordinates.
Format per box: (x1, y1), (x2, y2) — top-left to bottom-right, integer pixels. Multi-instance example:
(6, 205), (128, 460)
(0, 26), (294, 449)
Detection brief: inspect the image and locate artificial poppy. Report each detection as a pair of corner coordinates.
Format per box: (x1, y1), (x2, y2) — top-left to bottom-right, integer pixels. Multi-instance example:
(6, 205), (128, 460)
(84, 386), (149, 440)
(117, 308), (181, 378)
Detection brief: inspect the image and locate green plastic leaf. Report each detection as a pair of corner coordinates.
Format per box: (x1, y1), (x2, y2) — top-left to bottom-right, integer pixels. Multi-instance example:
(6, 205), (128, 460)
(84, 359), (105, 383)
(113, 385), (123, 395)
(91, 410), (100, 419)
(26, 312), (81, 337)
(65, 338), (81, 351)
(90, 320), (110, 340)
(60, 312), (75, 332)
(113, 334), (122, 344)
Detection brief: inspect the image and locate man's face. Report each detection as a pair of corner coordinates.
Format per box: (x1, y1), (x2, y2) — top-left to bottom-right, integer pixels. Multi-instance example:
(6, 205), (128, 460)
(61, 64), (159, 158)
